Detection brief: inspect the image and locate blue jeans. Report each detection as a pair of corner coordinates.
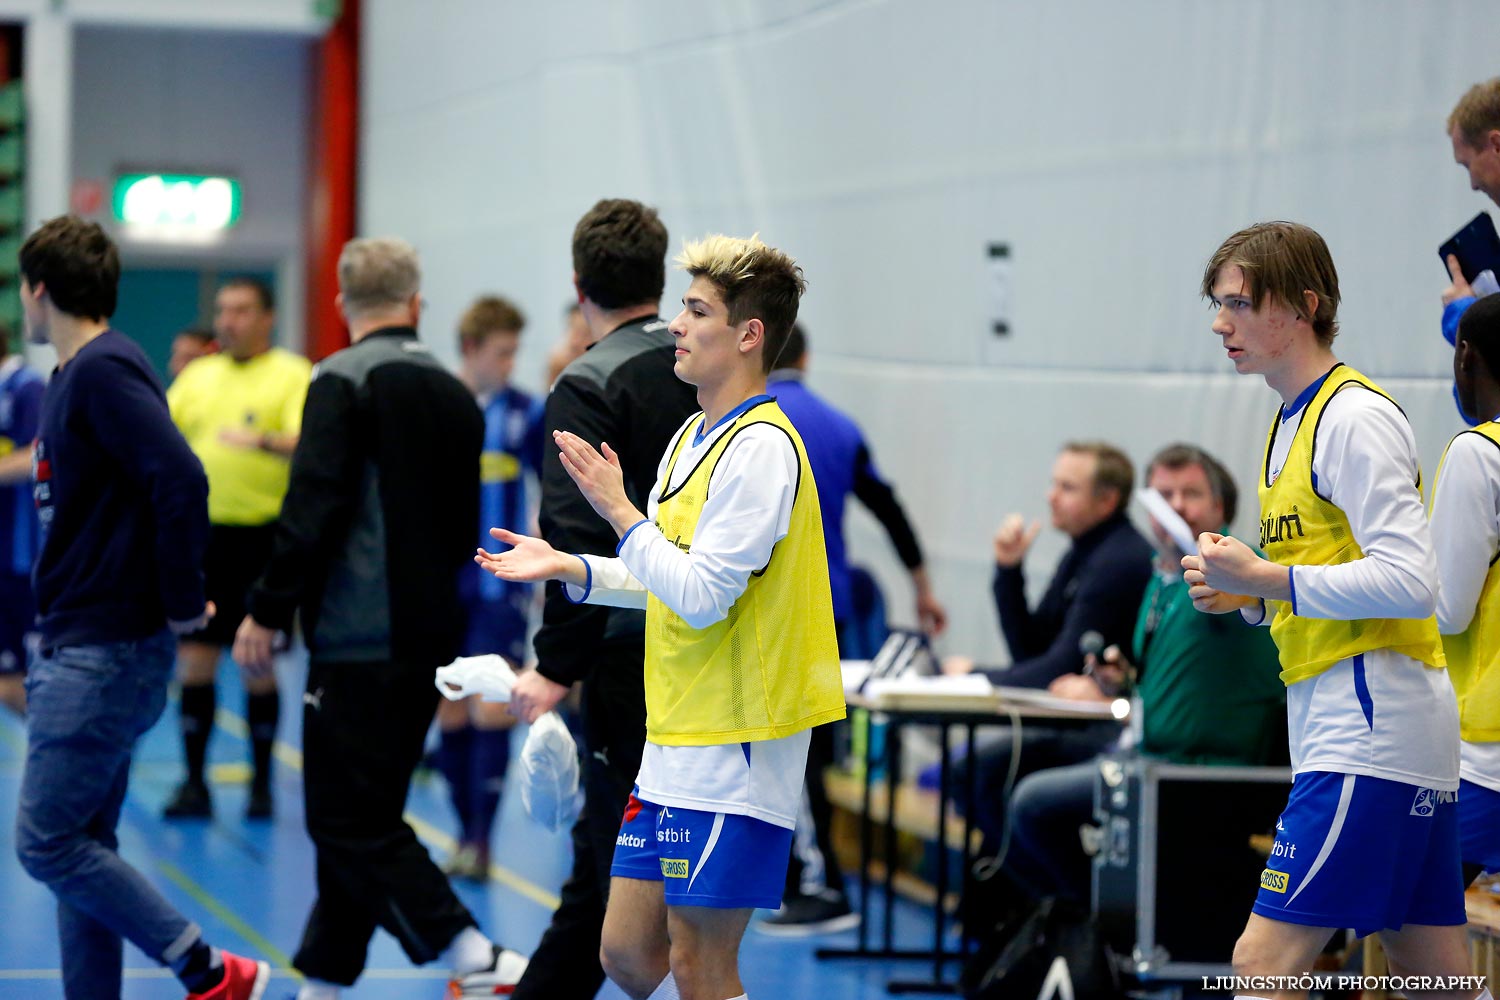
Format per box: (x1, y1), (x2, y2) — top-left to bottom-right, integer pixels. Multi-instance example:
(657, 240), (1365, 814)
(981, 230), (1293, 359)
(1004, 759), (1098, 903)
(15, 631), (201, 1000)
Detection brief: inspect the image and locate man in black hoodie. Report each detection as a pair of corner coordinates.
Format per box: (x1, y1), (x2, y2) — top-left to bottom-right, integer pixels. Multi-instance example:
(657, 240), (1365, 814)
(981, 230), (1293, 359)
(504, 198), (699, 1000)
(234, 237), (524, 999)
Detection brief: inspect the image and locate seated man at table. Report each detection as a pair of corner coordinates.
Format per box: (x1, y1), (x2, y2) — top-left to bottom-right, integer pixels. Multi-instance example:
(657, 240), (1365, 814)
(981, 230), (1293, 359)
(1001, 443), (1285, 906)
(948, 441), (1154, 852)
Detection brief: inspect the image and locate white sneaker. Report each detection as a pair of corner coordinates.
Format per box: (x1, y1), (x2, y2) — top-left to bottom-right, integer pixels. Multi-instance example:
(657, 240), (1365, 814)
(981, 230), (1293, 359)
(448, 946), (528, 997)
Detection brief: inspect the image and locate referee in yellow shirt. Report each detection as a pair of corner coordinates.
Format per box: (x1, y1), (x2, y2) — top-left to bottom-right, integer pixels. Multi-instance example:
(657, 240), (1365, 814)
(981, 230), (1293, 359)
(163, 278), (310, 820)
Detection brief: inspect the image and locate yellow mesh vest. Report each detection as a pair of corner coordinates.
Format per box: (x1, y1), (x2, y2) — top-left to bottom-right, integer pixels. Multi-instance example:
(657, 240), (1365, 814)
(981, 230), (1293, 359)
(1431, 422), (1500, 741)
(1257, 364), (1445, 685)
(644, 401), (846, 746)
(166, 349), (312, 526)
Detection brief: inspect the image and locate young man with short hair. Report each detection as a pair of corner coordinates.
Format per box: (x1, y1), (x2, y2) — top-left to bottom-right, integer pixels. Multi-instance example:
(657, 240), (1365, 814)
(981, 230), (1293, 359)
(13, 215), (267, 999)
(1184, 221), (1476, 999)
(478, 234), (846, 1000)
(1431, 293), (1500, 887)
(505, 198), (698, 1000)
(436, 294), (543, 879)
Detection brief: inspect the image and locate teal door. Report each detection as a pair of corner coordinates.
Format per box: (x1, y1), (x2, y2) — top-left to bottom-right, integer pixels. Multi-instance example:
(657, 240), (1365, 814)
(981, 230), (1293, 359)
(113, 267), (277, 380)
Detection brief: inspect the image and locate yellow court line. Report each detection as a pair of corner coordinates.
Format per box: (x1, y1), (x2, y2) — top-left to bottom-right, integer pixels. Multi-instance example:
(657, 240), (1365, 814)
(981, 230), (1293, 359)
(0, 714), (23, 755)
(214, 707), (303, 769)
(214, 707), (560, 910)
(0, 967), (454, 980)
(155, 860), (296, 972)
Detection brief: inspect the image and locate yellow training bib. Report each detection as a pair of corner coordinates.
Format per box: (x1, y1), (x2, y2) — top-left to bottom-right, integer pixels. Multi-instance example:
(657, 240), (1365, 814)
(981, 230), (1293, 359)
(644, 401), (846, 746)
(1257, 364), (1444, 685)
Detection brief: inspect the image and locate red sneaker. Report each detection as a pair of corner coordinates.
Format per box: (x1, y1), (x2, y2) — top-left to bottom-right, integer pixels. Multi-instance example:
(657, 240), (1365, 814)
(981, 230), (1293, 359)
(185, 951), (270, 1000)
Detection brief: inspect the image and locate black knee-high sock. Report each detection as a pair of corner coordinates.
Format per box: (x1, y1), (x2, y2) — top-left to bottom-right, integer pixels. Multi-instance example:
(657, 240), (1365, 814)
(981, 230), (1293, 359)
(437, 726), (475, 839)
(246, 690), (279, 790)
(180, 683), (217, 787)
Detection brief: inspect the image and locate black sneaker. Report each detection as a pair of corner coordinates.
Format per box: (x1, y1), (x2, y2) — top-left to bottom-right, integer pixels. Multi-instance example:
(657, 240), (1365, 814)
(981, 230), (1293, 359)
(246, 784), (273, 820)
(163, 780), (213, 819)
(756, 891), (860, 937)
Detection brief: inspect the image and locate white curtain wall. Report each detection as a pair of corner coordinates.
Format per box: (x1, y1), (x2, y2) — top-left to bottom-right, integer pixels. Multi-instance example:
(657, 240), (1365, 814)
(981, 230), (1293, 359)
(361, 0), (1497, 662)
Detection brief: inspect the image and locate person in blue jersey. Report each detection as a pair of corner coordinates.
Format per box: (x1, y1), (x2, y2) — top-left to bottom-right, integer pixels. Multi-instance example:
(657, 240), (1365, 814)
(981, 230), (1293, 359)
(1431, 293), (1500, 887)
(12, 215), (268, 1000)
(1440, 77), (1500, 426)
(0, 327), (43, 716)
(478, 234), (845, 1000)
(1184, 221), (1478, 1000)
(759, 322), (946, 934)
(438, 294), (544, 880)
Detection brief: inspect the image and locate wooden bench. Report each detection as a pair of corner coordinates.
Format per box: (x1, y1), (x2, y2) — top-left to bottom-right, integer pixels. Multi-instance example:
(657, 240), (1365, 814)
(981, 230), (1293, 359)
(822, 768), (980, 907)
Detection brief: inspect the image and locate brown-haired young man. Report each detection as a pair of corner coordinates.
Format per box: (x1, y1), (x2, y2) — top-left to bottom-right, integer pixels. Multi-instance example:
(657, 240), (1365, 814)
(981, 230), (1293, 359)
(13, 215), (268, 998)
(435, 294), (541, 879)
(478, 234), (845, 1000)
(1185, 221), (1478, 1000)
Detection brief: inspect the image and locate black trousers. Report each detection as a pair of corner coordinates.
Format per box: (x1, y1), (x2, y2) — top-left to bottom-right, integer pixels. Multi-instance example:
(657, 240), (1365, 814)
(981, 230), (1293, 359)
(784, 720), (846, 899)
(293, 658), (476, 986)
(512, 639), (647, 1000)
(957, 720), (1121, 857)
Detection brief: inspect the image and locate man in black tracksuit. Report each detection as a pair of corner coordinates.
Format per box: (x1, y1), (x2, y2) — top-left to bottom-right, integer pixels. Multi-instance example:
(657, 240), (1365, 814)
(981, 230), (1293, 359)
(234, 237), (526, 997)
(505, 199), (698, 1000)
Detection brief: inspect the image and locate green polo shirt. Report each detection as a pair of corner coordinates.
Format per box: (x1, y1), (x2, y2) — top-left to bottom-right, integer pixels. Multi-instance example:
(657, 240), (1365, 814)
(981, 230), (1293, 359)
(1132, 560), (1285, 765)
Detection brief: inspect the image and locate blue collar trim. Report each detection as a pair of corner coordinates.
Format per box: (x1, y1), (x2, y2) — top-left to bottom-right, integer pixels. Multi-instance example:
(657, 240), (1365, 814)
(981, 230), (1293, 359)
(693, 394), (774, 446)
(1283, 366), (1339, 422)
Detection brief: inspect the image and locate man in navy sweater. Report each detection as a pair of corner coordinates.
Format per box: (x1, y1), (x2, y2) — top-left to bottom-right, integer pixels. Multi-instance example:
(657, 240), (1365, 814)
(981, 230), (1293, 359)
(947, 442), (1153, 854)
(12, 216), (268, 1000)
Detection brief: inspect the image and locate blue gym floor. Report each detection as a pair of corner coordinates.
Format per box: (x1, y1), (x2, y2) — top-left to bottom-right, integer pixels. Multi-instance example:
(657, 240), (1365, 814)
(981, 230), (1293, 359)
(0, 652), (943, 998)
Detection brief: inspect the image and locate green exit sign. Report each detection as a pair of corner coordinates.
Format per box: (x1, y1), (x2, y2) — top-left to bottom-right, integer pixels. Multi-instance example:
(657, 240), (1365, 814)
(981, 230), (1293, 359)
(113, 173), (242, 231)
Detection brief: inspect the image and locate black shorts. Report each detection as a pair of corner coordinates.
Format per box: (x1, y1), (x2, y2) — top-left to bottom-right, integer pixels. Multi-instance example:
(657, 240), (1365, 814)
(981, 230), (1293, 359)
(184, 523), (278, 646)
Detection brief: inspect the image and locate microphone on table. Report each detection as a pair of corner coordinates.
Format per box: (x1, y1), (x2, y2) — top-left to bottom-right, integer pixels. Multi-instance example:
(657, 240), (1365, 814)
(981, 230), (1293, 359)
(1079, 630), (1105, 665)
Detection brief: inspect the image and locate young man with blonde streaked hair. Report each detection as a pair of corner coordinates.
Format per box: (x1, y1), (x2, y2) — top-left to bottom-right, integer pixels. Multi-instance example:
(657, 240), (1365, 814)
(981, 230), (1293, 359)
(1183, 221), (1480, 1000)
(476, 234), (845, 1000)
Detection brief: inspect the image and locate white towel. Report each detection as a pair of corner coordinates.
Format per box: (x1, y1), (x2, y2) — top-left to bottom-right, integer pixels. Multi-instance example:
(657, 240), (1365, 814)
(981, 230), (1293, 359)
(433, 654), (519, 703)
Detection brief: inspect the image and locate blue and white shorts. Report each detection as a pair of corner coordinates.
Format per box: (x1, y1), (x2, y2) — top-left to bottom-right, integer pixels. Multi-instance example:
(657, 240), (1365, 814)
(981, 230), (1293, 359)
(610, 788), (793, 910)
(1254, 771), (1465, 937)
(1459, 778), (1500, 874)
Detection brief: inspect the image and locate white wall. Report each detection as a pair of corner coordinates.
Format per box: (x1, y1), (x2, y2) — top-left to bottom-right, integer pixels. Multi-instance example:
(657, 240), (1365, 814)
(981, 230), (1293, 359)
(360, 0), (1500, 663)
(70, 26), (313, 347)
